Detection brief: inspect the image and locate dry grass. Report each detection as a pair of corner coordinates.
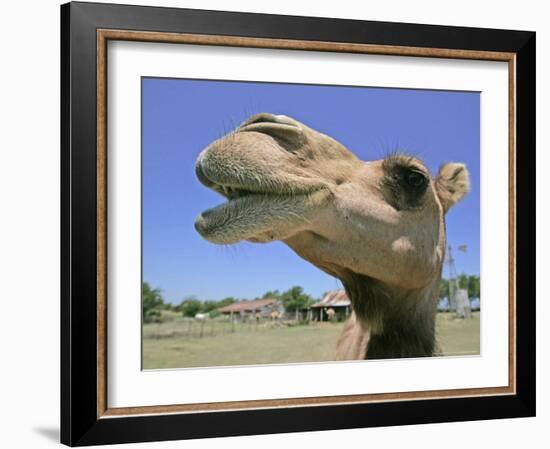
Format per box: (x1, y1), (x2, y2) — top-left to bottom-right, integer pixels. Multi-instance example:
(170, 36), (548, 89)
(143, 312), (480, 369)
(435, 311), (481, 356)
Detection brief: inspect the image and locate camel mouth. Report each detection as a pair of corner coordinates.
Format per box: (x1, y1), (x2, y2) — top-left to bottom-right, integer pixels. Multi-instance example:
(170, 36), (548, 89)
(194, 160), (316, 244)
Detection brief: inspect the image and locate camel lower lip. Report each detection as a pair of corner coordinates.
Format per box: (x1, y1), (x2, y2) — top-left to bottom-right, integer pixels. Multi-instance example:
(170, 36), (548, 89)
(195, 198), (240, 229)
(195, 194), (274, 239)
(194, 192), (312, 245)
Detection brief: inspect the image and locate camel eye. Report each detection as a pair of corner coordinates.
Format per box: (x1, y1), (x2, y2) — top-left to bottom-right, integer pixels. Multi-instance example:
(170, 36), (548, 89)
(404, 170), (427, 188)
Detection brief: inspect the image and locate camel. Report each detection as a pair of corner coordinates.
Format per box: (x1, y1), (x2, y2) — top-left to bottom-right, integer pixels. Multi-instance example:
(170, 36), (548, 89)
(194, 113), (470, 360)
(325, 307), (336, 321)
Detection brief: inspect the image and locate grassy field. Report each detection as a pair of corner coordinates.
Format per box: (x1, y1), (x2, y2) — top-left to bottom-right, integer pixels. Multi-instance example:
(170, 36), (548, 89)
(143, 312), (480, 369)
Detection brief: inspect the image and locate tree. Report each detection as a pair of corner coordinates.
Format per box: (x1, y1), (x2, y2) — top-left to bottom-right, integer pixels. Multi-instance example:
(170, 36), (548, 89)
(458, 274), (469, 290)
(161, 302), (175, 311)
(142, 282), (165, 323)
(262, 290), (280, 299)
(439, 278), (450, 300)
(467, 275), (480, 299)
(456, 274), (480, 299)
(280, 286), (313, 312)
(217, 297), (236, 308)
(201, 301), (219, 314)
(439, 275), (480, 303)
(179, 296), (203, 318)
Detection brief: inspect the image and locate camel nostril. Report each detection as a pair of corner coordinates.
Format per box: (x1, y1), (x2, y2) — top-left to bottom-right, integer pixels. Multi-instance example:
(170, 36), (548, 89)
(194, 214), (208, 236)
(240, 113), (299, 129)
(238, 115), (304, 152)
(241, 113), (280, 127)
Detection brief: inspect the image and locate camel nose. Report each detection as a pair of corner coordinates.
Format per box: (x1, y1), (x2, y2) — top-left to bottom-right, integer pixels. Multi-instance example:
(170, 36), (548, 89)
(238, 113), (304, 152)
(195, 157), (215, 188)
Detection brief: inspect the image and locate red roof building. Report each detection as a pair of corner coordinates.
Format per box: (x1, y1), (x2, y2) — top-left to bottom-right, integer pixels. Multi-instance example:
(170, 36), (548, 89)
(310, 289), (351, 321)
(218, 298), (282, 318)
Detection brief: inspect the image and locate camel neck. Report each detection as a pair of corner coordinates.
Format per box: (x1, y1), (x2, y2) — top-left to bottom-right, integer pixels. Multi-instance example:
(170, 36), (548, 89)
(342, 272), (439, 359)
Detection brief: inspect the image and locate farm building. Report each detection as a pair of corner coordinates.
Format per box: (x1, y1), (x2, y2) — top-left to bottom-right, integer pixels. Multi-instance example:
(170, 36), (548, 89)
(310, 289), (351, 321)
(218, 298), (283, 321)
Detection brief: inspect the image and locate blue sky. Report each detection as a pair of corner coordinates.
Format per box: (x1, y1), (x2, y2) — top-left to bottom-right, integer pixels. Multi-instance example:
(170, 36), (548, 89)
(142, 78), (480, 304)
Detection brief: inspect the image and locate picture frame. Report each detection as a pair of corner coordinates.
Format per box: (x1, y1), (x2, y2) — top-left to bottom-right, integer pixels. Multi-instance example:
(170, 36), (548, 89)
(60, 1), (535, 446)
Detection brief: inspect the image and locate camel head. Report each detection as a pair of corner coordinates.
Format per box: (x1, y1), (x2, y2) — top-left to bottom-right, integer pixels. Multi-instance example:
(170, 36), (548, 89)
(195, 113), (470, 294)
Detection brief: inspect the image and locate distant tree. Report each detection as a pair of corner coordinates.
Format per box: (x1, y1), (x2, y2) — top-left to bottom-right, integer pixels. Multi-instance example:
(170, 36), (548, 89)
(458, 274), (469, 290)
(440, 275), (480, 302)
(262, 290), (280, 299)
(439, 279), (450, 300)
(217, 297), (236, 308)
(467, 275), (480, 299)
(179, 297), (203, 318)
(143, 282), (164, 323)
(456, 274), (480, 299)
(280, 286), (313, 312)
(201, 301), (217, 313)
(161, 302), (175, 311)
(174, 295), (196, 313)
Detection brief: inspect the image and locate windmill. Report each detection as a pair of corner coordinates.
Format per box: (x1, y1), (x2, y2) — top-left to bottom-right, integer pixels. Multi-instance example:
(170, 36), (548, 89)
(445, 244), (467, 312)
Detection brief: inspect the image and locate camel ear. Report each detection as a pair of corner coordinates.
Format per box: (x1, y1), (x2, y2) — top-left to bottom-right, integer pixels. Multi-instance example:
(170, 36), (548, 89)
(435, 163), (470, 213)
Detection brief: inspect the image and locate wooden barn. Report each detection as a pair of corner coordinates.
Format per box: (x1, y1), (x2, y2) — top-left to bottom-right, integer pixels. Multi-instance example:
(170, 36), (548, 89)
(310, 290), (351, 321)
(218, 298), (283, 322)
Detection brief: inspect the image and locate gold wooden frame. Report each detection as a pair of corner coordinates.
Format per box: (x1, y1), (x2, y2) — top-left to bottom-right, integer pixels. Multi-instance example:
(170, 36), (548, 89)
(96, 29), (516, 419)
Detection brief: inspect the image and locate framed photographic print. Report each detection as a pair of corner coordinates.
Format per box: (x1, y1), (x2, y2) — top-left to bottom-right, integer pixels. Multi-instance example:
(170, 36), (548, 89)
(60, 1), (536, 446)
